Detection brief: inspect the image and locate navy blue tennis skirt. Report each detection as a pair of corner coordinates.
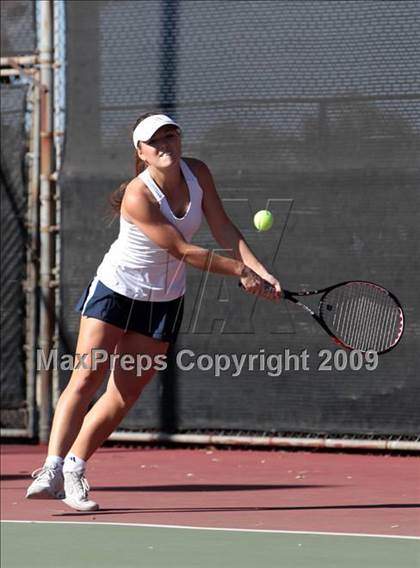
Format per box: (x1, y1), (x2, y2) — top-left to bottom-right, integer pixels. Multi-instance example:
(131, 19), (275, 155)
(75, 278), (184, 343)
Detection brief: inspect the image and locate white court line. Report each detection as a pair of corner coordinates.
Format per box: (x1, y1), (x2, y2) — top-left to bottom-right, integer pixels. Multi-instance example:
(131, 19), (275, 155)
(1, 520), (419, 540)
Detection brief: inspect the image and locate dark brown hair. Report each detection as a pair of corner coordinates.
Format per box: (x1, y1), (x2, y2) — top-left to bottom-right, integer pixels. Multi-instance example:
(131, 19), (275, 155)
(109, 112), (161, 216)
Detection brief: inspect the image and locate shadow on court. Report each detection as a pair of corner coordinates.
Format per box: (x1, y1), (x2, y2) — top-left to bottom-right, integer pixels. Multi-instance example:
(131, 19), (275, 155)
(91, 483), (331, 492)
(0, 474), (31, 482)
(53, 502), (420, 518)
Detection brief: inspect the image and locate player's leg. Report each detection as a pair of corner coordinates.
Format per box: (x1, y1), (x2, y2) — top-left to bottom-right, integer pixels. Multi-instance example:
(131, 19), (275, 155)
(48, 316), (125, 456)
(69, 332), (168, 461)
(61, 332), (168, 510)
(26, 316), (124, 500)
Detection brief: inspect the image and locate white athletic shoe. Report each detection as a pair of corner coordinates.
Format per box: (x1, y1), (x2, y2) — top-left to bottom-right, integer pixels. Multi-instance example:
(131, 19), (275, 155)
(26, 466), (65, 500)
(62, 471), (99, 511)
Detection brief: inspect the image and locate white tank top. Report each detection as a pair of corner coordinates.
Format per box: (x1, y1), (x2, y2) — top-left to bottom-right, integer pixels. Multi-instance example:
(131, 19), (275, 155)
(96, 159), (203, 301)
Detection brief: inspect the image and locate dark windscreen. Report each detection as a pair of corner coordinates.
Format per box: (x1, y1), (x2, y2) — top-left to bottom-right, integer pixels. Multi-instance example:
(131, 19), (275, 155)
(60, 0), (420, 436)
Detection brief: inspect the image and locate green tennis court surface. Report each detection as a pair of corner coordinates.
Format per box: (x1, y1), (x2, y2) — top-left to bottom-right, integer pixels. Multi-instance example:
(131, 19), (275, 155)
(2, 522), (419, 568)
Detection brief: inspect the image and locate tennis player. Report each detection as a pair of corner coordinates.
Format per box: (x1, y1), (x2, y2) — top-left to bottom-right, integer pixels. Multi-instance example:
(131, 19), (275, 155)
(26, 113), (281, 511)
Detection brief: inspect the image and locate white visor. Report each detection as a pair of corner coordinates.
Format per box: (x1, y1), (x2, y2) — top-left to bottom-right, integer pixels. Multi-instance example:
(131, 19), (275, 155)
(132, 114), (180, 148)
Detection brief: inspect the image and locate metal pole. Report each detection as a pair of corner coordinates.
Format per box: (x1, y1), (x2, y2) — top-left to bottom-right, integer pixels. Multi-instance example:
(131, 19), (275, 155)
(24, 68), (41, 439)
(38, 0), (55, 443)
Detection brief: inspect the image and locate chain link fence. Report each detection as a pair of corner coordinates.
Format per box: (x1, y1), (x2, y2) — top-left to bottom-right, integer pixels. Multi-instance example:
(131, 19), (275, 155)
(1, 0), (37, 433)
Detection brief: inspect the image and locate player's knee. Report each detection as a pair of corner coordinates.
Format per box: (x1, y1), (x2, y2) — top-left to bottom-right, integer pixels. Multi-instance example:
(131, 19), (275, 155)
(108, 370), (154, 407)
(66, 369), (105, 399)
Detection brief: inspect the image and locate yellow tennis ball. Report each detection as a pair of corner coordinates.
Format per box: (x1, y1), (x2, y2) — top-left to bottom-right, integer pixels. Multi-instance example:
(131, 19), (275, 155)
(253, 210), (273, 231)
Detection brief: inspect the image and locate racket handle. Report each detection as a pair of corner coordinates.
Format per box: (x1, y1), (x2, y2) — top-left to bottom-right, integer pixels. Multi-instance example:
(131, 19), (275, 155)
(238, 281), (280, 295)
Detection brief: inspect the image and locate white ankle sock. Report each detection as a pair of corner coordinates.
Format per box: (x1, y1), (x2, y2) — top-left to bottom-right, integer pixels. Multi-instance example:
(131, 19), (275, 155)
(63, 453), (86, 474)
(45, 455), (64, 469)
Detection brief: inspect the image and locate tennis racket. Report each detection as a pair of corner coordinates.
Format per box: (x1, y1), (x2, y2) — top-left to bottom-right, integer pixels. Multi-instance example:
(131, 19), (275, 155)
(243, 280), (405, 354)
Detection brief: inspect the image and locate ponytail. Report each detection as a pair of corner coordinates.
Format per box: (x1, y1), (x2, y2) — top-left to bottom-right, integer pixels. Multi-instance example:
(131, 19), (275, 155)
(109, 153), (148, 216)
(109, 181), (128, 216)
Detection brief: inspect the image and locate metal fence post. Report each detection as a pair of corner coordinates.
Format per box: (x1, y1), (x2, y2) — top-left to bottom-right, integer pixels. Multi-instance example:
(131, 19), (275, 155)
(38, 0), (56, 443)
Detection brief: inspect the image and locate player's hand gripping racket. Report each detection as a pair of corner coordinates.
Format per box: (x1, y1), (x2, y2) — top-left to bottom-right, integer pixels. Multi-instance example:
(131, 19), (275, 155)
(242, 280), (404, 354)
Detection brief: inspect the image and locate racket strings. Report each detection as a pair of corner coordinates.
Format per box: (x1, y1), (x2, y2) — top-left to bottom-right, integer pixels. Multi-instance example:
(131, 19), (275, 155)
(321, 283), (403, 352)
